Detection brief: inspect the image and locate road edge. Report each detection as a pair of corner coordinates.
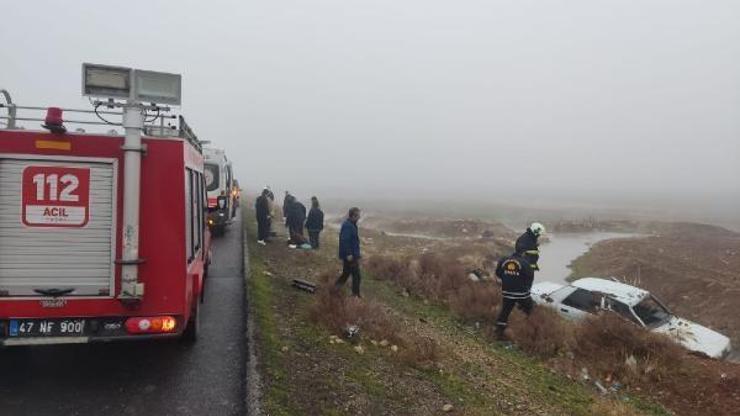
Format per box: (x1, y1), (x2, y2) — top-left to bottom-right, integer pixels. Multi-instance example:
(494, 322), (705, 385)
(243, 209), (263, 416)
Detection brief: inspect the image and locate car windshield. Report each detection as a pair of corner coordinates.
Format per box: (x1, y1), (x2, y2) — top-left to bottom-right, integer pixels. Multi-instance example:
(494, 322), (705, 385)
(633, 296), (672, 328)
(204, 163), (219, 192)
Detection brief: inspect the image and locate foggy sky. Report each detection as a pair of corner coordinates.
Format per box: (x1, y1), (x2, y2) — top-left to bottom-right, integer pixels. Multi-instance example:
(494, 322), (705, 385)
(1, 1), (738, 219)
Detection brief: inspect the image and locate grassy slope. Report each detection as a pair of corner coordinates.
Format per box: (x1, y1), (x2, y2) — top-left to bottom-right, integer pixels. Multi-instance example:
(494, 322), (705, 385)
(244, 208), (661, 415)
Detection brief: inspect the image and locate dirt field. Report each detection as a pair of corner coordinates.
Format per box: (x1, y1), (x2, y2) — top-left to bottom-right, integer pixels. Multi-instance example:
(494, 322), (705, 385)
(570, 222), (740, 347)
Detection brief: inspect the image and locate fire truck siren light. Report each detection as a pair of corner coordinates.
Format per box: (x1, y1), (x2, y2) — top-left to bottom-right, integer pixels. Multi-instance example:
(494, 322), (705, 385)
(42, 107), (66, 134)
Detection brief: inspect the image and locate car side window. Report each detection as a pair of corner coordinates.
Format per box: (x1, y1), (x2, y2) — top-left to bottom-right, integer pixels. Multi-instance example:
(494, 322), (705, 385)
(610, 301), (641, 326)
(562, 289), (600, 313)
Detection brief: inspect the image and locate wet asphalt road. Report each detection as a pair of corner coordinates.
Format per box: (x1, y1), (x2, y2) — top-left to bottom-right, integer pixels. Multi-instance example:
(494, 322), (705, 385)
(0, 213), (247, 416)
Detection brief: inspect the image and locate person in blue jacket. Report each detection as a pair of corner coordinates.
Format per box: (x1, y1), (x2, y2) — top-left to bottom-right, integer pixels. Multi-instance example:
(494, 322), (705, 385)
(334, 207), (362, 297)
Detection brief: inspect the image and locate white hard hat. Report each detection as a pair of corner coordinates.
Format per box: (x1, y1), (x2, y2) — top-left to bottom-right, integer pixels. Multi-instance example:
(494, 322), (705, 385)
(530, 222), (546, 236)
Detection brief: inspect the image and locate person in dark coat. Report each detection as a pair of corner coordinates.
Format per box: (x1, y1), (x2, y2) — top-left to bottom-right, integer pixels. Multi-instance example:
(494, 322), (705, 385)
(494, 251), (536, 339)
(255, 189), (271, 245)
(334, 207), (362, 297)
(305, 196), (324, 249)
(515, 222), (546, 271)
(287, 196), (307, 246)
(282, 191), (292, 237)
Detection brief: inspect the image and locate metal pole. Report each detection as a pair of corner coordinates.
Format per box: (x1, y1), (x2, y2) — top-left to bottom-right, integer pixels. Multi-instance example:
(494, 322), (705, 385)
(0, 89), (16, 129)
(119, 101), (145, 299)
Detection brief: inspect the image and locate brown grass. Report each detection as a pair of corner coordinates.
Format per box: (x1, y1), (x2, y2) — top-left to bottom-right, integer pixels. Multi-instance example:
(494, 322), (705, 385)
(509, 306), (576, 358)
(309, 270), (439, 367)
(367, 251), (740, 416)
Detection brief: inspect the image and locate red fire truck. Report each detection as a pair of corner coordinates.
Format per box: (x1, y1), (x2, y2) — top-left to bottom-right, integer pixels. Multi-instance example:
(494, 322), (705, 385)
(0, 65), (211, 345)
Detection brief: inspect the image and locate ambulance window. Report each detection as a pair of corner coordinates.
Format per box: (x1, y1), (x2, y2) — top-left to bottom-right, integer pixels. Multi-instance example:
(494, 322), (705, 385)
(185, 170), (193, 262)
(205, 163), (219, 192)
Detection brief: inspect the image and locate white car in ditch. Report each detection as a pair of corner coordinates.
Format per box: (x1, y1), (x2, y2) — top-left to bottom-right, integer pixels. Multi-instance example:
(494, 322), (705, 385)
(531, 278), (732, 359)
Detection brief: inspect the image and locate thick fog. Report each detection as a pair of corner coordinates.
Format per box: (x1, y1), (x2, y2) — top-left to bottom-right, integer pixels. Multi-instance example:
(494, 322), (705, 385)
(1, 1), (739, 225)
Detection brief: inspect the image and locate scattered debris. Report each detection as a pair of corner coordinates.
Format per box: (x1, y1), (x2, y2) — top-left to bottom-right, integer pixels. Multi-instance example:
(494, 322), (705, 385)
(379, 339), (390, 347)
(353, 345), (365, 355)
(329, 335), (345, 345)
(580, 367), (590, 381)
(442, 403), (454, 412)
(594, 380), (608, 395)
(263, 270), (274, 277)
(390, 345), (399, 353)
(292, 278), (317, 293)
(281, 346), (289, 353)
(345, 324), (360, 339)
(625, 355), (637, 373)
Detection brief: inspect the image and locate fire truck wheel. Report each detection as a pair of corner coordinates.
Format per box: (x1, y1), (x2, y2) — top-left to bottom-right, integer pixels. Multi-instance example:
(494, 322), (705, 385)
(182, 301), (200, 343)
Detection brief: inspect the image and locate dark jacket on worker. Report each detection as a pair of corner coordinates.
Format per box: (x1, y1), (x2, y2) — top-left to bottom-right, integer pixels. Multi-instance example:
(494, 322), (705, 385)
(495, 253), (535, 300)
(255, 195), (270, 223)
(287, 201), (307, 230)
(338, 219), (360, 261)
(282, 195), (291, 219)
(515, 228), (540, 269)
(305, 207), (324, 232)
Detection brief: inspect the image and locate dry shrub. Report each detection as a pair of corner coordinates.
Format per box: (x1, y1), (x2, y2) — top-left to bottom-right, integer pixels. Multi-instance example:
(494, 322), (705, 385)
(397, 335), (440, 368)
(368, 253), (502, 322)
(509, 306), (575, 358)
(309, 278), (440, 367)
(365, 256), (409, 284)
(310, 285), (405, 347)
(447, 281), (501, 321)
(572, 313), (688, 384)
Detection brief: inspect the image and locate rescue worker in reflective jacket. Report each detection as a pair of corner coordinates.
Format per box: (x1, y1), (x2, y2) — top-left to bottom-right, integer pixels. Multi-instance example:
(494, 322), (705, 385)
(494, 252), (535, 339)
(515, 222), (546, 271)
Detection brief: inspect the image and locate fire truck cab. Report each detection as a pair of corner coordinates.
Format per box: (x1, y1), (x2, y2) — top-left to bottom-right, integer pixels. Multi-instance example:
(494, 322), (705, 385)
(0, 66), (211, 346)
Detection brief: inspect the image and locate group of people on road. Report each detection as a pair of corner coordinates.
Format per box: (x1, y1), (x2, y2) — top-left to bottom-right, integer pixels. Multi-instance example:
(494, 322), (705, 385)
(255, 188), (325, 250)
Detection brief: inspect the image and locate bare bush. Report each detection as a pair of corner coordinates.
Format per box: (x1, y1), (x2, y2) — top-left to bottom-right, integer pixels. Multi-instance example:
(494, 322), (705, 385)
(509, 306), (575, 358)
(309, 275), (440, 367)
(573, 313), (687, 384)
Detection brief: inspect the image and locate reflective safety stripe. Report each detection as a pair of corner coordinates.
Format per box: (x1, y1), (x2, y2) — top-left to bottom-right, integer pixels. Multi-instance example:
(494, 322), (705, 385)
(503, 290), (530, 295)
(525, 250), (540, 254)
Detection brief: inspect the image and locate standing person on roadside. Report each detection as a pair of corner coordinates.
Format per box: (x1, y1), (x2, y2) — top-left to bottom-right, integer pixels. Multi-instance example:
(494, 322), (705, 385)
(515, 222), (546, 271)
(282, 191), (292, 238)
(334, 207), (362, 297)
(255, 188), (271, 245)
(305, 196), (324, 249)
(493, 251), (535, 340)
(264, 186), (275, 236)
(286, 196), (307, 246)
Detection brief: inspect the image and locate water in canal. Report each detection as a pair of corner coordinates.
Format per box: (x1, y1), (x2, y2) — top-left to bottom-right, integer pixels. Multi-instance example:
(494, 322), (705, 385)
(536, 232), (641, 285)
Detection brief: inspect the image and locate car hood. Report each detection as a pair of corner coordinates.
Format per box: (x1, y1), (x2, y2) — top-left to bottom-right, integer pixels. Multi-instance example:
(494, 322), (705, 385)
(653, 316), (731, 359)
(531, 282), (565, 297)
(531, 282), (565, 304)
